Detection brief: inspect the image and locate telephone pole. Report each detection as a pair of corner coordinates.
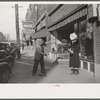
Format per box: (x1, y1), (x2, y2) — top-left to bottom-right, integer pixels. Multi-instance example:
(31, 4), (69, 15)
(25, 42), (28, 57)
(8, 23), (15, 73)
(35, 4), (38, 22)
(15, 4), (21, 60)
(36, 4), (38, 22)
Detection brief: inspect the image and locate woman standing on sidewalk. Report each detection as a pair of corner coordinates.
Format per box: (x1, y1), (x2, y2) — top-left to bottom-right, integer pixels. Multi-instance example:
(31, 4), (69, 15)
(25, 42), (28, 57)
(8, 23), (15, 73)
(32, 38), (47, 76)
(68, 32), (80, 75)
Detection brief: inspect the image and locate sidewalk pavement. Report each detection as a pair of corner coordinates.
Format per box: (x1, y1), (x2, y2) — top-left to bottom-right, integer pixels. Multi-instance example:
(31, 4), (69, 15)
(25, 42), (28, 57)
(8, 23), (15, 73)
(8, 46), (96, 83)
(39, 61), (96, 83)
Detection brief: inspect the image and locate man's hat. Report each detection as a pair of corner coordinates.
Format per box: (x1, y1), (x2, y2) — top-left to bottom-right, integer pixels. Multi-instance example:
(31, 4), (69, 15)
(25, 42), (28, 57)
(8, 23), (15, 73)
(70, 32), (77, 40)
(36, 38), (43, 45)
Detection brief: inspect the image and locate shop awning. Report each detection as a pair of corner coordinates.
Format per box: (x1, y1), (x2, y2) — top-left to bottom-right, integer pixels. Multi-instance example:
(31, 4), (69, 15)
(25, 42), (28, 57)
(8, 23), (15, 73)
(33, 28), (47, 38)
(48, 7), (87, 31)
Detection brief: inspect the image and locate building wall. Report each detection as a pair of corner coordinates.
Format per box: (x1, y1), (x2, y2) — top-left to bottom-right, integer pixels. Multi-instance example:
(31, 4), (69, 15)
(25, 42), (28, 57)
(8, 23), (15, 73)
(25, 4), (37, 24)
(93, 21), (100, 82)
(24, 4), (38, 40)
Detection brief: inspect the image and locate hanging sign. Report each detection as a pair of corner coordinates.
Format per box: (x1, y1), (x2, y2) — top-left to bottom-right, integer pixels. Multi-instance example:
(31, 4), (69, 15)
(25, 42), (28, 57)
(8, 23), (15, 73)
(22, 21), (33, 29)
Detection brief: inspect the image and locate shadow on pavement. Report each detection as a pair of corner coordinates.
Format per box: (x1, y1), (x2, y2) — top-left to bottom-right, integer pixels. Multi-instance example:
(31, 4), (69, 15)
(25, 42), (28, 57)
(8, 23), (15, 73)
(17, 54), (34, 65)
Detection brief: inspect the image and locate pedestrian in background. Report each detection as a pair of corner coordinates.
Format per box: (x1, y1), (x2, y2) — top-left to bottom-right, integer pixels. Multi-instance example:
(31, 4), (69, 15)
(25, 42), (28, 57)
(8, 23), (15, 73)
(42, 41), (48, 61)
(22, 42), (24, 51)
(30, 36), (33, 46)
(26, 40), (29, 47)
(32, 38), (47, 76)
(68, 32), (80, 75)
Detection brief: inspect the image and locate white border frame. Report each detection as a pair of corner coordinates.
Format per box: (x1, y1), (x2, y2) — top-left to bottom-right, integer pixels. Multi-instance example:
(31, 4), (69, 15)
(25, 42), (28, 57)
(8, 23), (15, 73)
(0, 1), (100, 98)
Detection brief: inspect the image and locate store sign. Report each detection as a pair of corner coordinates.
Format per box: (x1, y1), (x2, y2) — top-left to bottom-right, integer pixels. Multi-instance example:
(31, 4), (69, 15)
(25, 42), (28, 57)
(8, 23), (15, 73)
(26, 35), (30, 41)
(22, 21), (33, 28)
(23, 24), (33, 28)
(22, 29), (35, 38)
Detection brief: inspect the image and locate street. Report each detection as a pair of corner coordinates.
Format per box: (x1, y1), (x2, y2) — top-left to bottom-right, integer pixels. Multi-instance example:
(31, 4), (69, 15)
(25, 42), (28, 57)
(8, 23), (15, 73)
(8, 46), (96, 83)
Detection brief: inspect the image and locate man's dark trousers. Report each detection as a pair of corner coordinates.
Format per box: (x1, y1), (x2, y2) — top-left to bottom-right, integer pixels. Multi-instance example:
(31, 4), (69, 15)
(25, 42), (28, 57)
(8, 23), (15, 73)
(32, 56), (45, 74)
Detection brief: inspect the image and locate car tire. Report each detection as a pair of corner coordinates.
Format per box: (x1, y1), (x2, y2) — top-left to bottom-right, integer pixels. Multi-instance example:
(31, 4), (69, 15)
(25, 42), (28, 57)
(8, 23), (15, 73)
(0, 68), (10, 83)
(5, 56), (14, 69)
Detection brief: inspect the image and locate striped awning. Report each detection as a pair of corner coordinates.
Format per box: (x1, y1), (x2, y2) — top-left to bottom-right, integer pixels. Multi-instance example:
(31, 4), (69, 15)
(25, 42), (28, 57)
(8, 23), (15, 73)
(48, 7), (87, 31)
(33, 28), (47, 38)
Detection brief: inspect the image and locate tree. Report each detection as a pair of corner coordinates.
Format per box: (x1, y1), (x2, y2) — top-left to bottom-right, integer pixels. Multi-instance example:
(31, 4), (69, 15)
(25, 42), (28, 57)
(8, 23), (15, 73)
(5, 34), (10, 42)
(0, 32), (7, 42)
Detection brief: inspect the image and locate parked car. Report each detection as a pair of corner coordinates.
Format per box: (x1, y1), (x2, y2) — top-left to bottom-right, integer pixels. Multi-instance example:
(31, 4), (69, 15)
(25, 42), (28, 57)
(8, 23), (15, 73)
(0, 42), (17, 83)
(0, 62), (10, 83)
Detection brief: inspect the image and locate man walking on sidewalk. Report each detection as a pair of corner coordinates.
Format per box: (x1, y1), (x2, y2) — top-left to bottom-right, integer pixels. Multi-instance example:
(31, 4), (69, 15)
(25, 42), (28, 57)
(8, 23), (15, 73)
(32, 38), (47, 76)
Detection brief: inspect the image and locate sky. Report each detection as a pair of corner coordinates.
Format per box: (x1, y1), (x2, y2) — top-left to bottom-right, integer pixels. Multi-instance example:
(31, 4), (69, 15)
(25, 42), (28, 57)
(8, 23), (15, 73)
(0, 2), (29, 40)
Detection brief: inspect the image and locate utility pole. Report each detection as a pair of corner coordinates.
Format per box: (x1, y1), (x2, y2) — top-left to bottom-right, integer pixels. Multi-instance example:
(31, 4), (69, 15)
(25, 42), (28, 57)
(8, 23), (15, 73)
(37, 4), (38, 22)
(35, 4), (38, 22)
(15, 4), (21, 60)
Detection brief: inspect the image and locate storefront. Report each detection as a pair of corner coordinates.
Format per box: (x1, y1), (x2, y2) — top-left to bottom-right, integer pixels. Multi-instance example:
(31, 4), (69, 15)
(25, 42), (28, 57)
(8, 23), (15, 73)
(33, 13), (47, 42)
(47, 4), (96, 75)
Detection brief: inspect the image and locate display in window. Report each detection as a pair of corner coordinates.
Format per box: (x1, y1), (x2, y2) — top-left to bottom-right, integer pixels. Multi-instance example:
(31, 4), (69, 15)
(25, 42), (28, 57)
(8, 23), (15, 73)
(79, 21), (94, 60)
(85, 22), (94, 59)
(57, 39), (70, 53)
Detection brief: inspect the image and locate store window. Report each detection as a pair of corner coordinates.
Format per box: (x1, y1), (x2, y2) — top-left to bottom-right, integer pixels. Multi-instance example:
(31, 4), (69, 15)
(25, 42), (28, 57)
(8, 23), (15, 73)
(79, 20), (94, 60)
(57, 39), (70, 53)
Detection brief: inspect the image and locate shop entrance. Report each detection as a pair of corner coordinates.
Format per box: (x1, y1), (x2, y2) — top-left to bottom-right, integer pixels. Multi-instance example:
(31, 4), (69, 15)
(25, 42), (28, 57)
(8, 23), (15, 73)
(41, 37), (46, 42)
(56, 21), (74, 54)
(57, 22), (74, 42)
(56, 17), (94, 74)
(77, 16), (94, 74)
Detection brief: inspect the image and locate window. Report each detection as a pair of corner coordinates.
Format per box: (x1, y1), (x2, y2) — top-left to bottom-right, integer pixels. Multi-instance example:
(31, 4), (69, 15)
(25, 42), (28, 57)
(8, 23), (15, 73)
(79, 20), (94, 60)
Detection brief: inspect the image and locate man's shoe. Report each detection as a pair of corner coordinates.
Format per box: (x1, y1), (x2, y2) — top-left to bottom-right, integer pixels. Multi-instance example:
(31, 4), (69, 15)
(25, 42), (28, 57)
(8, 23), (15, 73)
(75, 70), (79, 75)
(39, 73), (46, 76)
